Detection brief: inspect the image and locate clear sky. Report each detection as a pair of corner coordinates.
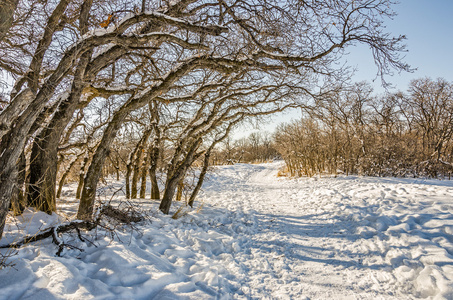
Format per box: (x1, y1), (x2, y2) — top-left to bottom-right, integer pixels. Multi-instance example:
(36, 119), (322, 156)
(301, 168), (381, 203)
(349, 0), (453, 93)
(235, 0), (453, 139)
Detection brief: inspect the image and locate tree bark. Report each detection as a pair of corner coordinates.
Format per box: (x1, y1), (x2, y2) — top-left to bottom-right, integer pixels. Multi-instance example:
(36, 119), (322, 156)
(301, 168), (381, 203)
(0, 0), (19, 42)
(28, 50), (91, 214)
(188, 150), (211, 207)
(125, 162), (132, 199)
(10, 150), (26, 215)
(139, 150), (148, 199)
(160, 139), (202, 214)
(131, 153), (141, 199)
(131, 169), (139, 198)
(175, 179), (184, 201)
(149, 101), (161, 200)
(149, 143), (160, 200)
(76, 155), (89, 200)
(0, 161), (18, 239)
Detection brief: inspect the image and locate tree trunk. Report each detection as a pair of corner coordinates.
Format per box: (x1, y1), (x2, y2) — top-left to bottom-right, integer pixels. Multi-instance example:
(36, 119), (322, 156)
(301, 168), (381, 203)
(28, 136), (59, 213)
(160, 173), (183, 214)
(78, 109), (129, 220)
(25, 0), (93, 209)
(10, 150), (26, 215)
(76, 171), (85, 200)
(132, 135), (151, 199)
(126, 128), (153, 199)
(0, 0), (19, 42)
(149, 101), (161, 200)
(0, 171), (17, 238)
(56, 170), (68, 200)
(28, 49), (91, 214)
(125, 162), (132, 199)
(115, 157), (120, 180)
(188, 151), (211, 207)
(160, 139), (202, 214)
(131, 160), (140, 199)
(149, 143), (160, 200)
(175, 179), (184, 201)
(76, 155), (89, 199)
(139, 151), (148, 199)
(26, 0), (93, 215)
(0, 91), (38, 239)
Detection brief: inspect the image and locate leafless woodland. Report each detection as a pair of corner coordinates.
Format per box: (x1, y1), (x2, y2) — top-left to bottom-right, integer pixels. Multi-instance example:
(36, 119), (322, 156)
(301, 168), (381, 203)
(273, 79), (453, 178)
(0, 0), (411, 239)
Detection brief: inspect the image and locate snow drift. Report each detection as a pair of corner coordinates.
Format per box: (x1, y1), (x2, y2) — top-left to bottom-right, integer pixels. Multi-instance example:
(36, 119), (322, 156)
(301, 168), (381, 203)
(1, 162), (453, 299)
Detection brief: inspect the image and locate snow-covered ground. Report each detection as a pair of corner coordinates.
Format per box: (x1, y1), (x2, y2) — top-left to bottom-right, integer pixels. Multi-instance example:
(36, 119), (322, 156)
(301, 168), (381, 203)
(1, 162), (453, 299)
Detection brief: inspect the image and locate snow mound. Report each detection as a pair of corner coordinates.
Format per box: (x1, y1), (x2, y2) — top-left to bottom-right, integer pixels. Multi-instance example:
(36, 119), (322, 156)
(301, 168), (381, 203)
(1, 161), (453, 299)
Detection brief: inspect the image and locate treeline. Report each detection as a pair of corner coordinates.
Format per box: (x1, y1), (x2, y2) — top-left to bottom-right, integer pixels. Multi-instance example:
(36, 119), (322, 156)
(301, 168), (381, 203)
(210, 132), (278, 165)
(274, 78), (453, 178)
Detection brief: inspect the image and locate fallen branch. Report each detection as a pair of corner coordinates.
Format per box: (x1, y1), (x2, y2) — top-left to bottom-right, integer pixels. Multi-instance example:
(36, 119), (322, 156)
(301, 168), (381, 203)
(0, 202), (146, 257)
(0, 220), (97, 252)
(101, 204), (143, 224)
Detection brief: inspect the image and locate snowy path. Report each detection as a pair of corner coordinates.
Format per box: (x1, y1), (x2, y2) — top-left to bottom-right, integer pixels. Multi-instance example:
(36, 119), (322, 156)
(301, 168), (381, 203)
(200, 162), (453, 299)
(1, 162), (453, 299)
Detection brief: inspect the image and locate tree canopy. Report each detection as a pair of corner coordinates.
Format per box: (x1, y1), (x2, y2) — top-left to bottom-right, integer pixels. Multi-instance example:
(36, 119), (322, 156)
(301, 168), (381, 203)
(0, 0), (409, 239)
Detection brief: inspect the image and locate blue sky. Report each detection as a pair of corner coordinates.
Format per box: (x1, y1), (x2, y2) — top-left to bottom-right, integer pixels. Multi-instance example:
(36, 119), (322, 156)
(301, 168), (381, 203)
(236, 1), (453, 138)
(349, 0), (453, 93)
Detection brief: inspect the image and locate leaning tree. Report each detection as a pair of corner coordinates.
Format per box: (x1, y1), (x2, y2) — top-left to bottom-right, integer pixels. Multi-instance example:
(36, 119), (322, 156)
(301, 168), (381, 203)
(0, 0), (409, 238)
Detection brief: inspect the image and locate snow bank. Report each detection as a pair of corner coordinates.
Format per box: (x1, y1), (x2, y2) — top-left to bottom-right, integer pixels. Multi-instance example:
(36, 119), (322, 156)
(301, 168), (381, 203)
(1, 162), (453, 299)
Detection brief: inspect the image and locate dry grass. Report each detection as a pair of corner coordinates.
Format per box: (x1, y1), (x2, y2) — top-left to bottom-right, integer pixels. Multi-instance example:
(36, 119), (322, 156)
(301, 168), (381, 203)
(277, 166), (289, 177)
(0, 249), (17, 270)
(172, 199), (205, 220)
(172, 205), (190, 220)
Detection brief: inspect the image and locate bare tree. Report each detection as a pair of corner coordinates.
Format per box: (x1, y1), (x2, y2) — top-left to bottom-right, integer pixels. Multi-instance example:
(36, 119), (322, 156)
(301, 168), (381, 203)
(403, 78), (453, 160)
(0, 0), (409, 237)
(275, 78), (453, 179)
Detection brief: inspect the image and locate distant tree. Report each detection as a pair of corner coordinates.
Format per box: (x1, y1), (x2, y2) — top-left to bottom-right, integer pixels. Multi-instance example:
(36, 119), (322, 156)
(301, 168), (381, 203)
(274, 78), (453, 178)
(403, 78), (453, 161)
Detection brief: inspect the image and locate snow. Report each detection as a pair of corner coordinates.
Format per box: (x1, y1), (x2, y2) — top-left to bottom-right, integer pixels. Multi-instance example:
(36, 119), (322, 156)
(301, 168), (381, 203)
(1, 162), (453, 299)
(92, 44), (116, 60)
